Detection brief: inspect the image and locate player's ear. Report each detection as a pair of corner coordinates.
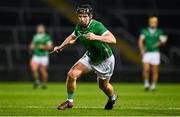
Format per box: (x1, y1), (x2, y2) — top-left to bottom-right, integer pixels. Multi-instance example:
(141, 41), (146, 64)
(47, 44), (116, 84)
(89, 14), (93, 19)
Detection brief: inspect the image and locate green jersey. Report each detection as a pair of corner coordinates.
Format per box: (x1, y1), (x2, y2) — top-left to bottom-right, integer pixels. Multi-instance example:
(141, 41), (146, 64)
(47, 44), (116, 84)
(73, 19), (112, 63)
(32, 33), (52, 56)
(140, 28), (164, 52)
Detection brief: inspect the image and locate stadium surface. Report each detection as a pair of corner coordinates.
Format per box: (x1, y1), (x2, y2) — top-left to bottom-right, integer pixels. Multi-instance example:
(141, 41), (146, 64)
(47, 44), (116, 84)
(0, 83), (180, 116)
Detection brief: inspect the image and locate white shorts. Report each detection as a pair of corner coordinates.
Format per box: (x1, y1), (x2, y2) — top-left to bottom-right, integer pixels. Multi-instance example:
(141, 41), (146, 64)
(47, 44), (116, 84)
(31, 55), (49, 66)
(142, 52), (160, 65)
(79, 53), (115, 80)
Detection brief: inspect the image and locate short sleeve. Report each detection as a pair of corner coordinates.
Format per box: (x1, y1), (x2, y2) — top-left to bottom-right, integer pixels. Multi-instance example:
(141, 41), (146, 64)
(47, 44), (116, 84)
(32, 35), (36, 43)
(71, 31), (76, 36)
(159, 29), (167, 42)
(139, 29), (145, 40)
(95, 22), (108, 36)
(158, 29), (164, 36)
(72, 25), (79, 37)
(46, 35), (53, 45)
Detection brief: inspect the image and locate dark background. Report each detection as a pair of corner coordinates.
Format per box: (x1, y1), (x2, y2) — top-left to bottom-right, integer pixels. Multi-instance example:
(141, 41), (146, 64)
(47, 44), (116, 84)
(0, 0), (180, 82)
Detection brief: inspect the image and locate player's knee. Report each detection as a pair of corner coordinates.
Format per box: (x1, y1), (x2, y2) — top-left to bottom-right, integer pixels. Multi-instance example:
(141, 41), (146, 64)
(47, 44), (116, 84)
(41, 71), (48, 78)
(99, 83), (108, 90)
(67, 70), (78, 80)
(153, 73), (158, 78)
(31, 66), (38, 72)
(143, 68), (150, 73)
(30, 63), (38, 71)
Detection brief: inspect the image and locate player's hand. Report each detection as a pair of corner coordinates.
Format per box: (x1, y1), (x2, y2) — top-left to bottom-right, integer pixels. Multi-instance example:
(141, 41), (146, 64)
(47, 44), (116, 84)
(53, 46), (62, 53)
(85, 32), (97, 40)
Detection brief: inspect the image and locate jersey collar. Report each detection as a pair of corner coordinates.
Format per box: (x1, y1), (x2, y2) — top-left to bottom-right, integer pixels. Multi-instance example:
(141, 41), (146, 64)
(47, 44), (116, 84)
(79, 19), (93, 29)
(87, 19), (93, 28)
(37, 33), (45, 39)
(148, 27), (157, 34)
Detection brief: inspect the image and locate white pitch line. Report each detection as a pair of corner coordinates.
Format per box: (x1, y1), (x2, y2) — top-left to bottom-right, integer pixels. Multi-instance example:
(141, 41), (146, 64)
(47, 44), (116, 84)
(76, 107), (180, 110)
(1, 106), (180, 111)
(119, 107), (180, 110)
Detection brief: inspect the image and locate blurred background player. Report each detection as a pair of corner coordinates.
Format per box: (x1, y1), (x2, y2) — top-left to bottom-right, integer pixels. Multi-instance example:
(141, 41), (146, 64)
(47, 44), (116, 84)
(53, 4), (117, 110)
(138, 16), (168, 91)
(29, 24), (53, 89)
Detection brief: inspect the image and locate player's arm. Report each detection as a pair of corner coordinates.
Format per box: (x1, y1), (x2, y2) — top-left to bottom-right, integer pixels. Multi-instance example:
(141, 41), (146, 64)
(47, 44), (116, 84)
(138, 34), (145, 56)
(153, 35), (168, 48)
(29, 41), (35, 50)
(29, 41), (35, 55)
(85, 31), (116, 44)
(29, 41), (35, 58)
(53, 34), (77, 52)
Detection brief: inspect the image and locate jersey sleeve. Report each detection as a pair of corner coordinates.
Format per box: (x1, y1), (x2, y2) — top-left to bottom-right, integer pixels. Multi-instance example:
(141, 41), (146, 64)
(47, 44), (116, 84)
(71, 31), (76, 36)
(32, 35), (36, 43)
(72, 25), (79, 37)
(95, 22), (108, 36)
(159, 29), (167, 43)
(139, 29), (146, 40)
(159, 29), (164, 35)
(46, 35), (53, 45)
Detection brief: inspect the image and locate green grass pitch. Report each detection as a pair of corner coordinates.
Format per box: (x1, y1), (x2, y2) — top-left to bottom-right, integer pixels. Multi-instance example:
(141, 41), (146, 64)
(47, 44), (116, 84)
(0, 82), (180, 116)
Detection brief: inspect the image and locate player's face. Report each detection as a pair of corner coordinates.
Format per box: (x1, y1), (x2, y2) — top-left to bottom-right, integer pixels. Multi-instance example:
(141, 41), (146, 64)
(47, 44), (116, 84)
(149, 17), (158, 28)
(37, 25), (45, 34)
(78, 13), (92, 27)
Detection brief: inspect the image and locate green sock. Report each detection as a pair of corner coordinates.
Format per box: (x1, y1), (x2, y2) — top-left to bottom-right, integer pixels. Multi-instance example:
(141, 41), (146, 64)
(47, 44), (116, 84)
(67, 92), (74, 102)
